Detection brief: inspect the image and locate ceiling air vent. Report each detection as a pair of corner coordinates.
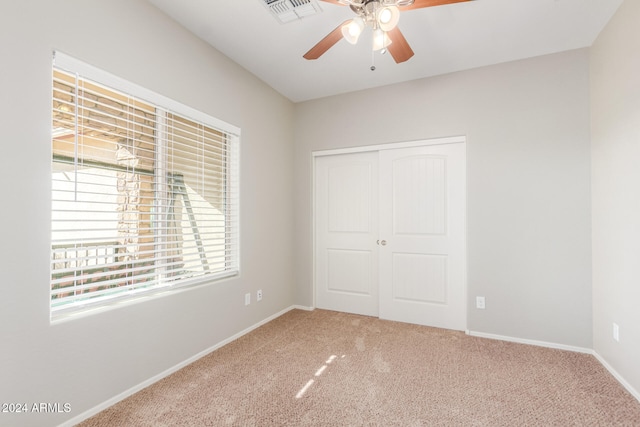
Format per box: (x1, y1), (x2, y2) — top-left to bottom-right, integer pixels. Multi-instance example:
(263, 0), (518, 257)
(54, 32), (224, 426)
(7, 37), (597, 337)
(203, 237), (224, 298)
(262, 0), (322, 24)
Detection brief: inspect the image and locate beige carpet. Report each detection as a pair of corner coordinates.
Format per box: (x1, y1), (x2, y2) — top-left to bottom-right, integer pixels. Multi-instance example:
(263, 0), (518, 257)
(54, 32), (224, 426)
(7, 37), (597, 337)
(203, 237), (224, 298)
(79, 309), (640, 426)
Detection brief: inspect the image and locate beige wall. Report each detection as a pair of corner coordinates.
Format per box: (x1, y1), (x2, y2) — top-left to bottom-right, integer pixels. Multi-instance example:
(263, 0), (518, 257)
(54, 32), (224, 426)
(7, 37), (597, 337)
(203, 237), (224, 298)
(591, 0), (640, 397)
(0, 1), (294, 426)
(294, 49), (593, 348)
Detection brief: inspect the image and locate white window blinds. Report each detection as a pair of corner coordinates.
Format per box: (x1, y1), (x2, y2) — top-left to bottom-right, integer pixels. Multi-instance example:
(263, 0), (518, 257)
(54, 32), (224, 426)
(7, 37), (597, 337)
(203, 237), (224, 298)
(51, 53), (240, 318)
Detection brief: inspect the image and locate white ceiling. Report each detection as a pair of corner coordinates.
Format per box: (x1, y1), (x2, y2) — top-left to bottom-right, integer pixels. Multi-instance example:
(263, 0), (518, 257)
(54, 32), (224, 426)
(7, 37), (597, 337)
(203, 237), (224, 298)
(148, 0), (623, 103)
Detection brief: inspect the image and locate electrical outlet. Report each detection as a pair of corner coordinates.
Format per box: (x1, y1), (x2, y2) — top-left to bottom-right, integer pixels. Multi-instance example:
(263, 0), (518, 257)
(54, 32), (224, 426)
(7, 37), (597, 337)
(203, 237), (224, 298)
(257, 289), (263, 302)
(476, 296), (486, 310)
(245, 293), (251, 306)
(613, 323), (620, 342)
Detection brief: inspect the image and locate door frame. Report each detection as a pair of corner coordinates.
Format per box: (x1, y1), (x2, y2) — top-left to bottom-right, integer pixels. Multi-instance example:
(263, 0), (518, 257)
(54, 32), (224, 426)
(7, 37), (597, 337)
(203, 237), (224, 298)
(311, 135), (467, 328)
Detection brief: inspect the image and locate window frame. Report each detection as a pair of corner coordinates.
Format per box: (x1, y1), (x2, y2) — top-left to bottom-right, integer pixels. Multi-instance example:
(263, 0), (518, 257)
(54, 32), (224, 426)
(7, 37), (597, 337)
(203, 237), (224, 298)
(50, 51), (241, 321)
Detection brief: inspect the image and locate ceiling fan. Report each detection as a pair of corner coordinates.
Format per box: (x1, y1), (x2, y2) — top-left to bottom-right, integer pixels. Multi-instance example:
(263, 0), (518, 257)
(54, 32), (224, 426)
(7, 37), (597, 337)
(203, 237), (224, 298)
(304, 0), (471, 64)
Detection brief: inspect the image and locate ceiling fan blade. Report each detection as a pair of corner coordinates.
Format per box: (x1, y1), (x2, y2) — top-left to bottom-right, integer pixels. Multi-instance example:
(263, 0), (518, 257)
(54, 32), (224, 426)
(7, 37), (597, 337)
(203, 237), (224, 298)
(386, 27), (414, 63)
(303, 21), (350, 60)
(400, 0), (471, 11)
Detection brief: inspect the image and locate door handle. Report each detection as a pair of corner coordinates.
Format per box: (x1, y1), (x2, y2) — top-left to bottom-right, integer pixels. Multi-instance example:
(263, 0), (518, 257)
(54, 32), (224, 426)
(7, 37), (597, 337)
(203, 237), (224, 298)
(377, 240), (387, 246)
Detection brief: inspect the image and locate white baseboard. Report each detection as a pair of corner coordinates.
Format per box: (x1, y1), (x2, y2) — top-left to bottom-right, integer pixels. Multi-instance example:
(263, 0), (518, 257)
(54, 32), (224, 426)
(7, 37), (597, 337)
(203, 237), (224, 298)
(291, 304), (314, 311)
(467, 330), (640, 404)
(466, 330), (593, 354)
(59, 305), (303, 427)
(593, 351), (640, 403)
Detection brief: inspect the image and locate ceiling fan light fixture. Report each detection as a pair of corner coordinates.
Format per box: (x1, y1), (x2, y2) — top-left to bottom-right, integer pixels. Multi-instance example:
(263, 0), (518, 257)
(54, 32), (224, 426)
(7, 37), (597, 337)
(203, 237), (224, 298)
(341, 17), (365, 44)
(376, 5), (399, 32)
(372, 28), (392, 51)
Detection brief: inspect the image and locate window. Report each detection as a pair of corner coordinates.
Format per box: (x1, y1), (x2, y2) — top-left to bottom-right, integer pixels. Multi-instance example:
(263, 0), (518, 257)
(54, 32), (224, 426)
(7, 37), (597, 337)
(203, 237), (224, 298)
(50, 52), (240, 319)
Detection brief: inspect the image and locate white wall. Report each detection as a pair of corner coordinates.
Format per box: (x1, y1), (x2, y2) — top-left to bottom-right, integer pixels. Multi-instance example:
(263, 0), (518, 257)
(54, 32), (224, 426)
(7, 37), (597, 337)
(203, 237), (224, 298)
(0, 1), (294, 426)
(591, 0), (640, 397)
(294, 49), (593, 349)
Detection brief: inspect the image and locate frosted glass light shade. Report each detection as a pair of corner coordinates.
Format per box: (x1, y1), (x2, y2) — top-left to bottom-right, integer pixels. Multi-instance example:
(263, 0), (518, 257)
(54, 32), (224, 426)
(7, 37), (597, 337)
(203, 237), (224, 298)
(372, 28), (392, 51)
(377, 6), (399, 32)
(341, 17), (365, 45)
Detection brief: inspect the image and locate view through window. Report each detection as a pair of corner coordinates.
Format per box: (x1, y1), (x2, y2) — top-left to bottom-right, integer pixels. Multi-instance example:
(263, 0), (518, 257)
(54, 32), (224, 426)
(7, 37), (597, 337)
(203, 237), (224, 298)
(51, 56), (239, 318)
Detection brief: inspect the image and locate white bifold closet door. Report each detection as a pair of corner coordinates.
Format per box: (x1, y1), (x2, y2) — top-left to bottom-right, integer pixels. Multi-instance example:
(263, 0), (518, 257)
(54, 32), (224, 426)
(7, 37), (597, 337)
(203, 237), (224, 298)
(314, 151), (380, 317)
(314, 141), (466, 330)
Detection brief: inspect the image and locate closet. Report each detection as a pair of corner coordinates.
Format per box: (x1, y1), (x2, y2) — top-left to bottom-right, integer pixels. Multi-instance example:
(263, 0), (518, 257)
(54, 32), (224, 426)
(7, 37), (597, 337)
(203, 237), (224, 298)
(314, 138), (466, 330)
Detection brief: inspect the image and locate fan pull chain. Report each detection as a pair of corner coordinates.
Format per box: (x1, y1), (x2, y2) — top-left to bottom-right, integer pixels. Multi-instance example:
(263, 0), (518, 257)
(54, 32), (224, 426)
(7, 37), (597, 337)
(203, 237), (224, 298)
(371, 49), (376, 71)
